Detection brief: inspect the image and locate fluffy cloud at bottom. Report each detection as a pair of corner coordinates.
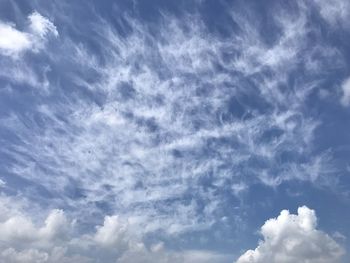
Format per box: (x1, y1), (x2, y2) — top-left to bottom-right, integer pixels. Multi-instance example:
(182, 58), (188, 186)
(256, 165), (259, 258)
(236, 206), (344, 263)
(0, 197), (231, 263)
(0, 196), (343, 263)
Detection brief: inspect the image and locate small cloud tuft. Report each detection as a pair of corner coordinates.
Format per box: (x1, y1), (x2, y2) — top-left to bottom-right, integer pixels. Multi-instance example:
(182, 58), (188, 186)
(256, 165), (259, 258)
(0, 11), (57, 58)
(340, 77), (350, 106)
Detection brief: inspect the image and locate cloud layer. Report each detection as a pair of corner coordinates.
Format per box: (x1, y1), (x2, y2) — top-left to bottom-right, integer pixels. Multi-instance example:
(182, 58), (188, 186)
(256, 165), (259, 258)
(1, 1), (340, 234)
(0, 197), (230, 263)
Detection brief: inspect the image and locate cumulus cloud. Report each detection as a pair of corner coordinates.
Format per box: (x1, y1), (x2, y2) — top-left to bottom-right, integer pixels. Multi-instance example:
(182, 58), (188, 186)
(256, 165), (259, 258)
(0, 209), (70, 246)
(0, 11), (57, 58)
(340, 77), (350, 106)
(93, 215), (128, 248)
(0, 23), (31, 57)
(236, 206), (344, 263)
(0, 203), (231, 263)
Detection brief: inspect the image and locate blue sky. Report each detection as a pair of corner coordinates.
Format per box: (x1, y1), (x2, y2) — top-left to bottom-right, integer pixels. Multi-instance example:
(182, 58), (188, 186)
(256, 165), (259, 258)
(0, 0), (350, 262)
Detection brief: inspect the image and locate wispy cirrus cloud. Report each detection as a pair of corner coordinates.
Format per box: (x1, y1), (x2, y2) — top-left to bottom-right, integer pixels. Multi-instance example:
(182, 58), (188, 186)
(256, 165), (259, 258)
(0, 0), (348, 262)
(1, 0), (341, 233)
(313, 0), (350, 28)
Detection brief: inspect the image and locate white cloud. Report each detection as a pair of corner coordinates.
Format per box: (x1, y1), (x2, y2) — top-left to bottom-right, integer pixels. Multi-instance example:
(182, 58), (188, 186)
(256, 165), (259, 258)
(340, 77), (350, 106)
(0, 23), (31, 57)
(0, 2), (346, 261)
(2, 1), (340, 239)
(313, 0), (350, 28)
(0, 209), (70, 246)
(236, 206), (344, 263)
(117, 242), (231, 263)
(1, 248), (49, 263)
(0, 247), (93, 263)
(0, 203), (232, 263)
(0, 11), (57, 58)
(0, 179), (5, 187)
(28, 12), (58, 38)
(93, 215), (128, 248)
(39, 210), (70, 241)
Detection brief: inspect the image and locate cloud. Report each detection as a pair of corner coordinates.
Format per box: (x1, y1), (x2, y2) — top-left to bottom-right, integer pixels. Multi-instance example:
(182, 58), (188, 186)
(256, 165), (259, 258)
(0, 201), (231, 263)
(0, 179), (5, 187)
(0, 23), (31, 57)
(313, 0), (350, 28)
(93, 215), (128, 248)
(0, 247), (93, 263)
(117, 242), (231, 263)
(0, 11), (57, 58)
(0, 0), (343, 243)
(0, 209), (70, 246)
(235, 206), (344, 263)
(1, 248), (49, 263)
(28, 12), (58, 38)
(340, 77), (350, 106)
(0, 1), (347, 261)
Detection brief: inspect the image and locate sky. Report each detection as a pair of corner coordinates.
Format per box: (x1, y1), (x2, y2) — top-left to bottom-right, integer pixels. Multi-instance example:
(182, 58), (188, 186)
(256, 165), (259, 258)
(0, 0), (350, 262)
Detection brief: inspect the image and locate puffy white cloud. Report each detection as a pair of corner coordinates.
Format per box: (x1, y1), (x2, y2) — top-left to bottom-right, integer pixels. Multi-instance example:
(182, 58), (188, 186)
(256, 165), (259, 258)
(0, 23), (31, 57)
(93, 215), (128, 248)
(236, 206), (344, 263)
(0, 209), (70, 246)
(0, 203), (231, 263)
(39, 210), (70, 241)
(0, 215), (37, 243)
(340, 77), (350, 106)
(0, 11), (57, 58)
